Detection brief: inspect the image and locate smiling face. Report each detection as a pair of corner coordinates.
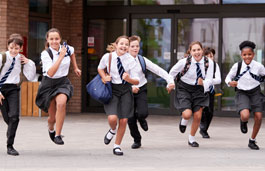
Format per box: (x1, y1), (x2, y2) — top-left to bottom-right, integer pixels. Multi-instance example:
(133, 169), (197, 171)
(190, 44), (203, 62)
(129, 40), (140, 57)
(8, 42), (22, 57)
(46, 32), (61, 51)
(116, 38), (129, 56)
(241, 48), (254, 65)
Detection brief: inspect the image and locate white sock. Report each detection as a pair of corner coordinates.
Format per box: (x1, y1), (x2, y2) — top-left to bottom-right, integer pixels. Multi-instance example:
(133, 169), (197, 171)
(49, 129), (55, 133)
(181, 118), (188, 126)
(250, 138), (256, 141)
(106, 129), (116, 140)
(189, 135), (195, 143)
(114, 144), (122, 152)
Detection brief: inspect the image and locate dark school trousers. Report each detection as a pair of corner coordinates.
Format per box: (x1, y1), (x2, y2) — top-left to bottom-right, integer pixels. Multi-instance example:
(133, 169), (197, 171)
(128, 84), (148, 143)
(200, 92), (214, 132)
(0, 84), (20, 147)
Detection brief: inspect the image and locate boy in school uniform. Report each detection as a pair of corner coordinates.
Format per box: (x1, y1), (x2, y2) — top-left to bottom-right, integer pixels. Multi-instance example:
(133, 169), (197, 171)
(0, 34), (36, 155)
(225, 40), (265, 150)
(128, 35), (175, 149)
(200, 47), (221, 138)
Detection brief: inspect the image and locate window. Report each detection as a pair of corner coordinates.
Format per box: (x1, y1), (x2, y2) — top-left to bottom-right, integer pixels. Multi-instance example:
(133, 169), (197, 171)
(131, 0), (219, 5)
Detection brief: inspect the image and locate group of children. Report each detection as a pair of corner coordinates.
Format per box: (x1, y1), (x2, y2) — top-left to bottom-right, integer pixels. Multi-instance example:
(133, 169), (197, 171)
(0, 28), (264, 156)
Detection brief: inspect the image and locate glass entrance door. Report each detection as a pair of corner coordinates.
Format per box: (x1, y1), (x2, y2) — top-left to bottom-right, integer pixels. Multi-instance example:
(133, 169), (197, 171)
(131, 16), (172, 114)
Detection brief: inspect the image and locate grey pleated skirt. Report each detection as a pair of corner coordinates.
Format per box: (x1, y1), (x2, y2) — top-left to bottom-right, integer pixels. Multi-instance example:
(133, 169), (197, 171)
(35, 76), (73, 113)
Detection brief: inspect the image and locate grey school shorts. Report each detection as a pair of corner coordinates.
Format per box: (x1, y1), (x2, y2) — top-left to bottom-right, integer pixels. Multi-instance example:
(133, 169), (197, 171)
(104, 83), (133, 119)
(235, 86), (264, 114)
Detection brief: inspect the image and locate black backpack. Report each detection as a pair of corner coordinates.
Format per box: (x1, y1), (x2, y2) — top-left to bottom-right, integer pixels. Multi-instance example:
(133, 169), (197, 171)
(36, 48), (53, 81)
(138, 55), (147, 75)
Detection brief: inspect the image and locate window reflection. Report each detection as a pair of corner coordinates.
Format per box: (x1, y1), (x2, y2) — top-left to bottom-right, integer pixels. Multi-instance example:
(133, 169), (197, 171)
(30, 0), (49, 14)
(132, 18), (171, 108)
(131, 0), (219, 5)
(223, 0), (265, 4)
(222, 18), (265, 111)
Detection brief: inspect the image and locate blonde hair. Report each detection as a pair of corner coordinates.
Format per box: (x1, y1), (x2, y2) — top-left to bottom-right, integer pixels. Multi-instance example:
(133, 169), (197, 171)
(106, 35), (129, 52)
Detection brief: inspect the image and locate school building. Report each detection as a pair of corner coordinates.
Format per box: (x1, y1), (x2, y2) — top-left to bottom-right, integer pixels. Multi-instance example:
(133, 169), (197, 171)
(0, 0), (265, 116)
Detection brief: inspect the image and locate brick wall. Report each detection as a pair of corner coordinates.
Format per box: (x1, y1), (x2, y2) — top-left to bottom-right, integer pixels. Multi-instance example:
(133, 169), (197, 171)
(0, 0), (28, 51)
(52, 0), (83, 113)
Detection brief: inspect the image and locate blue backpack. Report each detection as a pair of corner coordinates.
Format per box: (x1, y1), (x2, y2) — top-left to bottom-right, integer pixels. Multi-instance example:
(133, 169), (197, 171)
(138, 55), (147, 75)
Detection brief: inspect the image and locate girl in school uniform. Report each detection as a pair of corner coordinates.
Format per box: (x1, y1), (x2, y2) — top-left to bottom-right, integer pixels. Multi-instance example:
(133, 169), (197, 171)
(225, 40), (265, 150)
(0, 33), (36, 156)
(200, 47), (221, 138)
(98, 35), (140, 156)
(36, 28), (81, 145)
(127, 35), (175, 149)
(168, 41), (214, 147)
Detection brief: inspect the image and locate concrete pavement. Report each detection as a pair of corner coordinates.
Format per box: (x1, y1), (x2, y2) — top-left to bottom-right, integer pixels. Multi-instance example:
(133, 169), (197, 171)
(0, 113), (265, 171)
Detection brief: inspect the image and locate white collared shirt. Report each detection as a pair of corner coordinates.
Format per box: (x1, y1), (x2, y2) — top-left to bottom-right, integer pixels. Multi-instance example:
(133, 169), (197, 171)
(0, 51), (36, 84)
(41, 45), (74, 78)
(132, 55), (174, 88)
(98, 51), (140, 84)
(212, 62), (221, 88)
(225, 60), (265, 90)
(169, 56), (214, 92)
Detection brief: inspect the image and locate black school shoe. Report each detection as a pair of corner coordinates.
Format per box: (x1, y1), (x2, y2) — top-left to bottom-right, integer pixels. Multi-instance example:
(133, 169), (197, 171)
(240, 120), (248, 134)
(188, 141), (199, 147)
(179, 118), (186, 133)
(131, 142), (141, 149)
(7, 146), (19, 156)
(248, 139), (259, 150)
(48, 130), (56, 142)
(199, 130), (210, 138)
(104, 129), (115, 145)
(54, 135), (64, 145)
(113, 147), (123, 156)
(139, 119), (148, 131)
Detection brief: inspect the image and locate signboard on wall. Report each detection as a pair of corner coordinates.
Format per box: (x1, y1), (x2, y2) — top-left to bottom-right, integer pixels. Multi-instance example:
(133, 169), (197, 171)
(88, 37), (94, 47)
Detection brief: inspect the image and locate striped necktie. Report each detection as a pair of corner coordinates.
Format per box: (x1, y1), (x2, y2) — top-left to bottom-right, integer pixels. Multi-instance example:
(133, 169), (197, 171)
(209, 85), (214, 94)
(195, 63), (202, 85)
(117, 57), (126, 84)
(0, 57), (16, 90)
(234, 66), (250, 81)
(249, 70), (264, 82)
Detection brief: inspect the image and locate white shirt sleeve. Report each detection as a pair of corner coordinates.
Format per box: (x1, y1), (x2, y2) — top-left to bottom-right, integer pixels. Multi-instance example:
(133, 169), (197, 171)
(169, 58), (186, 79)
(0, 54), (3, 70)
(203, 58), (213, 92)
(23, 59), (36, 81)
(145, 57), (174, 84)
(213, 63), (221, 85)
(41, 50), (53, 74)
(98, 53), (109, 70)
(225, 63), (238, 87)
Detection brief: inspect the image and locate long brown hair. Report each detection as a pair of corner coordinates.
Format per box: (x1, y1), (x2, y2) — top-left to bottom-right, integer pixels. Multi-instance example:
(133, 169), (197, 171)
(45, 28), (62, 49)
(106, 35), (129, 52)
(188, 41), (203, 52)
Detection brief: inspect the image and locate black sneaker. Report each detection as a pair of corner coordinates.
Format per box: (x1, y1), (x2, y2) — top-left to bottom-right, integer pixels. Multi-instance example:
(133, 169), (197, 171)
(240, 120), (248, 134)
(48, 130), (55, 142)
(248, 139), (259, 150)
(7, 146), (19, 156)
(54, 135), (64, 145)
(188, 141), (199, 147)
(179, 118), (186, 133)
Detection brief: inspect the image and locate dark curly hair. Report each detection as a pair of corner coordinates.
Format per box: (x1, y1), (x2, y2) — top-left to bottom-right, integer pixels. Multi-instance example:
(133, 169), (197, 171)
(239, 40), (256, 51)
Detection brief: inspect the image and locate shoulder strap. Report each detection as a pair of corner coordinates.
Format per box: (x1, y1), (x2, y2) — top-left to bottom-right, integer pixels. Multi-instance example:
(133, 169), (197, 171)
(108, 53), (112, 74)
(213, 61), (216, 78)
(0, 52), (7, 74)
(204, 56), (209, 74)
(46, 48), (53, 60)
(235, 61), (242, 78)
(176, 55), (192, 81)
(138, 55), (147, 75)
